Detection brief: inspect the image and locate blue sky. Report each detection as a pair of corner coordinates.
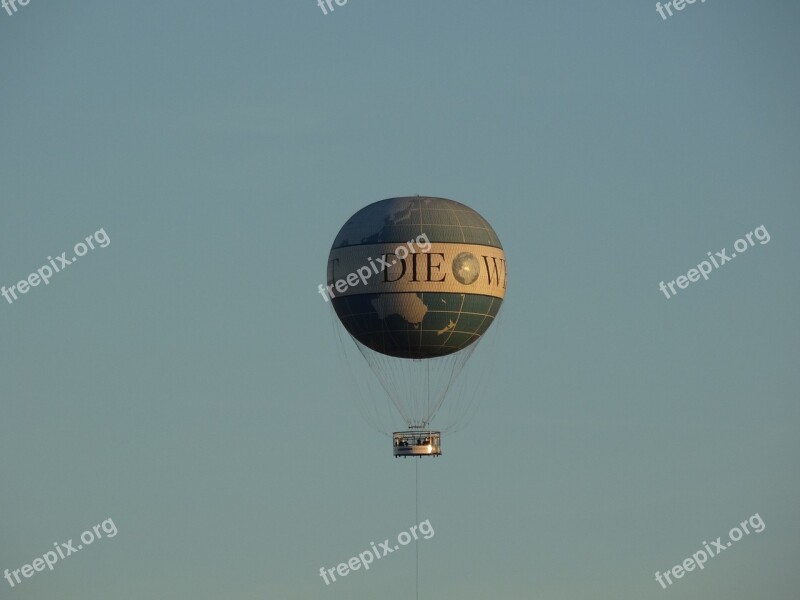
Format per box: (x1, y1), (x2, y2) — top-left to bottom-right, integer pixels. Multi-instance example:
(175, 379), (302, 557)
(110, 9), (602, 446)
(1, 1), (798, 598)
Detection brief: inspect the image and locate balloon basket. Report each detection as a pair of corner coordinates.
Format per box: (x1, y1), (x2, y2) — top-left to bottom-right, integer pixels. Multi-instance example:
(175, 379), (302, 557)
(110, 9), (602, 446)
(393, 431), (441, 458)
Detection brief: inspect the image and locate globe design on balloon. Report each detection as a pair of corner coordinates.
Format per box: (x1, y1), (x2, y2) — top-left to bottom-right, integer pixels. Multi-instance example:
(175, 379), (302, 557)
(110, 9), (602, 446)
(452, 252), (481, 285)
(327, 196), (506, 359)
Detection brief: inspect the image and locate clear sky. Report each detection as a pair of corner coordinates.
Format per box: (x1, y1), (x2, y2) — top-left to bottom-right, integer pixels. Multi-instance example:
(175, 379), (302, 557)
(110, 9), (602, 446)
(1, 1), (798, 598)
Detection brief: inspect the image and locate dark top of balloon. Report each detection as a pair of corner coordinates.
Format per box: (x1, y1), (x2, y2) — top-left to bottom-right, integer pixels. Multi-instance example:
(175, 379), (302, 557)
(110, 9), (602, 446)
(331, 196), (503, 250)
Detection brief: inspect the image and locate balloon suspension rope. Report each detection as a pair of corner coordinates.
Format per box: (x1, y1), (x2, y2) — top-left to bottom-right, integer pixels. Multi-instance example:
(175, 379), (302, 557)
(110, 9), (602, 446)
(415, 457), (419, 600)
(417, 361), (427, 600)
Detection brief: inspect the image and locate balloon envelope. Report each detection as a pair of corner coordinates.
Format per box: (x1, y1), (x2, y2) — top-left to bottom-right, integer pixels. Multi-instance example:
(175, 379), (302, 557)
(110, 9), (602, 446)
(327, 196), (506, 359)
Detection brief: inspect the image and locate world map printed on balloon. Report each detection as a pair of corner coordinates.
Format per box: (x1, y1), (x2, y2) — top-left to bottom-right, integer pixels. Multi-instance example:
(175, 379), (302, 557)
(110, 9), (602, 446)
(327, 197), (506, 359)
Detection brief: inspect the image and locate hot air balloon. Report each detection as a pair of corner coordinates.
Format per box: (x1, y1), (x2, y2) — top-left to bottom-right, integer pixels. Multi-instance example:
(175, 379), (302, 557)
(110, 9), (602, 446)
(325, 196), (506, 457)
